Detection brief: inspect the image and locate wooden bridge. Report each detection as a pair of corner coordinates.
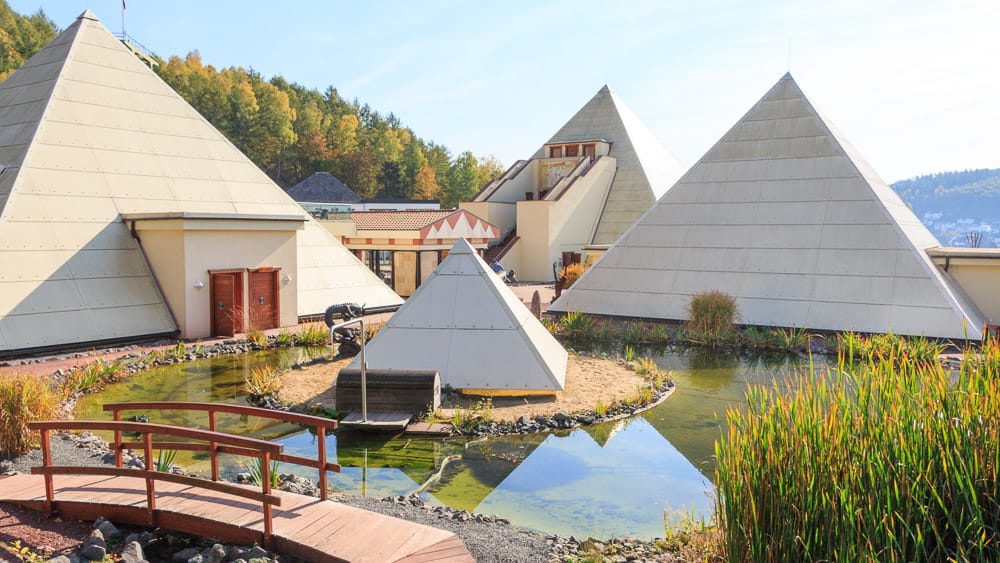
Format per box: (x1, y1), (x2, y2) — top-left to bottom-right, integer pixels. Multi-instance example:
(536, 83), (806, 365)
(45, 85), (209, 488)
(0, 402), (472, 562)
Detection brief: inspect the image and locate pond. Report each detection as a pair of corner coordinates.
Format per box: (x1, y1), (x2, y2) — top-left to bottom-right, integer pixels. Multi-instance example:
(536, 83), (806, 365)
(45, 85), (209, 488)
(74, 346), (828, 539)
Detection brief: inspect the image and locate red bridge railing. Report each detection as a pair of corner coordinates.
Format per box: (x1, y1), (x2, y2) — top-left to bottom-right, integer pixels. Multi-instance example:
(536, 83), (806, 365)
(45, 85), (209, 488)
(29, 420), (283, 543)
(102, 402), (340, 499)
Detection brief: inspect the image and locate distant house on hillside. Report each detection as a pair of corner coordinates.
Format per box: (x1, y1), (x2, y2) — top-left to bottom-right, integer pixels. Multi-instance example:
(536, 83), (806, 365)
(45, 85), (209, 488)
(288, 172), (439, 217)
(461, 85), (684, 281)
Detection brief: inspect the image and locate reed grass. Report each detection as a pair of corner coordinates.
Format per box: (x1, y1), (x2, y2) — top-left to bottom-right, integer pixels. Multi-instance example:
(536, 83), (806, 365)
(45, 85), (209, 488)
(295, 323), (328, 346)
(62, 358), (126, 395)
(623, 344), (636, 362)
(155, 449), (177, 472)
(685, 291), (740, 347)
(242, 365), (283, 397)
(245, 326), (267, 347)
(364, 322), (383, 342)
(715, 352), (1000, 561)
(275, 330), (294, 347)
(560, 260), (590, 289)
(0, 373), (62, 455)
(836, 330), (947, 367)
(560, 311), (597, 340)
(243, 457), (281, 488)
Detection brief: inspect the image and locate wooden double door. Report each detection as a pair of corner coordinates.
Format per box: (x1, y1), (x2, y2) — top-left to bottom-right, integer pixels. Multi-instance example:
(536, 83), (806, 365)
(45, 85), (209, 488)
(210, 269), (280, 337)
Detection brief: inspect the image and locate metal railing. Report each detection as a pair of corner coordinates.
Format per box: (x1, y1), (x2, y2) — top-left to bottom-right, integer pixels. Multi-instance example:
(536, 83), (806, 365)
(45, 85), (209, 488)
(329, 317), (371, 423)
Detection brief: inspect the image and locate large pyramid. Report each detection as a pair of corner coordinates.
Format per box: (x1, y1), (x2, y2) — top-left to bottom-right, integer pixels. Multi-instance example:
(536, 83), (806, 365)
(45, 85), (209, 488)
(551, 73), (985, 339)
(349, 238), (567, 392)
(535, 85), (684, 245)
(0, 11), (400, 353)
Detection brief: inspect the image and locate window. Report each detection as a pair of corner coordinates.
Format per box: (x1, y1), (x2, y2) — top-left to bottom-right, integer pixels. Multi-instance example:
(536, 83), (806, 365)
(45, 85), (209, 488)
(582, 144), (596, 160)
(565, 145), (579, 157)
(549, 146), (563, 158)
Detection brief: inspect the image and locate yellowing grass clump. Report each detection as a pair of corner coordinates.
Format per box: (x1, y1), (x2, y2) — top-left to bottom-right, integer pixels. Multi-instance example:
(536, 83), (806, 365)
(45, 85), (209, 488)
(242, 365), (283, 397)
(0, 373), (63, 455)
(685, 291), (740, 346)
(715, 352), (1000, 561)
(560, 261), (589, 289)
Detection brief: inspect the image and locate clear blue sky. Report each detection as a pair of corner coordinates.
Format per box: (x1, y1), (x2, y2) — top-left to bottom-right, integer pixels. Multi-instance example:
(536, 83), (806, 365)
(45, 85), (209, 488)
(9, 0), (999, 182)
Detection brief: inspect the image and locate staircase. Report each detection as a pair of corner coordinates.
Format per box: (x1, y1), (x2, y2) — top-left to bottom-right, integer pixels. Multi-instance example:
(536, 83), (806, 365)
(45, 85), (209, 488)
(115, 32), (159, 69)
(484, 228), (518, 265)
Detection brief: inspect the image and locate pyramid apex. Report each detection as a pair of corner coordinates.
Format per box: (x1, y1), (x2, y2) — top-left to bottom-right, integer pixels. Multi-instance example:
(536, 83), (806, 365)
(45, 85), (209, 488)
(449, 237), (476, 255)
(78, 9), (99, 21)
(781, 71), (795, 81)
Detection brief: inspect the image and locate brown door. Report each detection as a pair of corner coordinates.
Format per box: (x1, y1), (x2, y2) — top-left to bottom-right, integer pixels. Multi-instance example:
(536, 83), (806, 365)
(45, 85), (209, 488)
(211, 272), (243, 337)
(248, 269), (279, 330)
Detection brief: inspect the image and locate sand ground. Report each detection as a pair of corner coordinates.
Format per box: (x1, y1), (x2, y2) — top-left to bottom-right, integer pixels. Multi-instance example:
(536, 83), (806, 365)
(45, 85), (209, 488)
(279, 353), (647, 422)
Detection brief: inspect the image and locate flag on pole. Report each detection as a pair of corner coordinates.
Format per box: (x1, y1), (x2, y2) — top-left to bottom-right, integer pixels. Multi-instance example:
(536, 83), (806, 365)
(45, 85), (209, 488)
(122, 0), (126, 11)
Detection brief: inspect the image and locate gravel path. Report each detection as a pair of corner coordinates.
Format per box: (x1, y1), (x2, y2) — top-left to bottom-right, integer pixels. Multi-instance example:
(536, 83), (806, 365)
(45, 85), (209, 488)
(0, 434), (558, 562)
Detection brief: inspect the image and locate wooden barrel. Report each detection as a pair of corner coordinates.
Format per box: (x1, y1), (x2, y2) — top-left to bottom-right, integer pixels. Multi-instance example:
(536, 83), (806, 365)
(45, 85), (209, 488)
(335, 369), (440, 413)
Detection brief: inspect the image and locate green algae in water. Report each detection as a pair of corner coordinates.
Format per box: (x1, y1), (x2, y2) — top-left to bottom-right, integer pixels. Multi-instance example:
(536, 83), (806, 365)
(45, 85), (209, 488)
(73, 348), (328, 470)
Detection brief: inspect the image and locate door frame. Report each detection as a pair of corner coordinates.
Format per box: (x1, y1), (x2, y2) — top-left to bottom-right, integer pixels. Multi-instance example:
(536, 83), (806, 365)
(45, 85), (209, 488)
(209, 270), (245, 337)
(248, 267), (280, 330)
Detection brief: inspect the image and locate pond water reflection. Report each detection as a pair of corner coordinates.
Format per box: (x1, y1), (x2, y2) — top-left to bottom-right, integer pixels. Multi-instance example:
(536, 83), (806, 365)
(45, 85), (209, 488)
(74, 346), (828, 539)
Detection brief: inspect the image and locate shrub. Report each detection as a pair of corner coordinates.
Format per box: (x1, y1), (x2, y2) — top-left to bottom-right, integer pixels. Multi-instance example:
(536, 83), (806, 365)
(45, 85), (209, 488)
(715, 353), (1000, 561)
(685, 291), (739, 346)
(242, 365), (283, 397)
(0, 373), (63, 455)
(275, 330), (294, 347)
(560, 260), (590, 289)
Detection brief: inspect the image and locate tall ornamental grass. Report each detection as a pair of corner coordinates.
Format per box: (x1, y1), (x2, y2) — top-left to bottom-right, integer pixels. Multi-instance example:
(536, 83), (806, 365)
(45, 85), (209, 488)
(0, 373), (63, 455)
(715, 351), (1000, 562)
(685, 291), (740, 346)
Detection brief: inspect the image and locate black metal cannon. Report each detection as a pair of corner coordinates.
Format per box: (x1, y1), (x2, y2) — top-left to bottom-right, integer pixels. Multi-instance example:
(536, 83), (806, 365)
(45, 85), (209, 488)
(324, 303), (364, 357)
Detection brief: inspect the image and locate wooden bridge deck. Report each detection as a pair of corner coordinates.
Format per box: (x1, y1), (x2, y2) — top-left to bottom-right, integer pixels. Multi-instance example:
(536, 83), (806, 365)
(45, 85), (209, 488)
(0, 474), (473, 562)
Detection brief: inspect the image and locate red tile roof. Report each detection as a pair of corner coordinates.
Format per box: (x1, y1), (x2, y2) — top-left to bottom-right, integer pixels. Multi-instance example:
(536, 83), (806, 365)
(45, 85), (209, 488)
(351, 210), (456, 231)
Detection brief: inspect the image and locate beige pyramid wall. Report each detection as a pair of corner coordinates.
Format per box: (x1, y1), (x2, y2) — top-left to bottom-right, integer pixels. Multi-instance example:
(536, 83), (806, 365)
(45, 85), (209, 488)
(0, 12), (400, 353)
(551, 74), (985, 339)
(534, 85), (684, 245)
(349, 238), (567, 392)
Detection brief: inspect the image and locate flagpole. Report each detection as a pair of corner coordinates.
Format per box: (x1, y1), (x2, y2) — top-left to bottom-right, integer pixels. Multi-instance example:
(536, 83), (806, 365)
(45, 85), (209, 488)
(121, 1), (126, 37)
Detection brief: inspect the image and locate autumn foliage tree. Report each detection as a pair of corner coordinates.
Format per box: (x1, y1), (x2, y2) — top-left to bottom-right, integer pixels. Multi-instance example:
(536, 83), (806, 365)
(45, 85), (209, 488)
(0, 1), (505, 204)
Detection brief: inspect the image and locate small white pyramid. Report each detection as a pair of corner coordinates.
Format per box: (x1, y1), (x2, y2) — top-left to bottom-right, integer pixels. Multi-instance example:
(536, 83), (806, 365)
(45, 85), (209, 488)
(350, 238), (568, 392)
(552, 73), (985, 339)
(0, 12), (400, 352)
(534, 85), (685, 245)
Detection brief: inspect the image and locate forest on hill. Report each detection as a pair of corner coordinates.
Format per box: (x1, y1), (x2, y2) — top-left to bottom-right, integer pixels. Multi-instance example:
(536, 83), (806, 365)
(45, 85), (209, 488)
(0, 1), (503, 207)
(891, 168), (1000, 219)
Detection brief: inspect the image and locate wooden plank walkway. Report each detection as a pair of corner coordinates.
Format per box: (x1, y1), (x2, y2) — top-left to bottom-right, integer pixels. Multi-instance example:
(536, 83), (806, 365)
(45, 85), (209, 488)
(0, 474), (473, 563)
(340, 410), (413, 431)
